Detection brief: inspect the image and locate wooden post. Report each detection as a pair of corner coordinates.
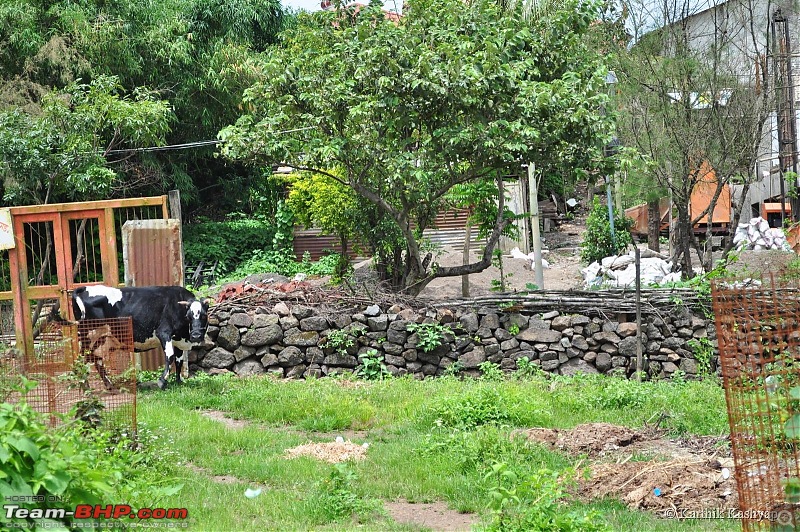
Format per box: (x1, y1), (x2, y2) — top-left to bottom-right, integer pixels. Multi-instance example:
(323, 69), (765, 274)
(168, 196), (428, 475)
(528, 163), (545, 289)
(635, 247), (643, 382)
(462, 219), (472, 298)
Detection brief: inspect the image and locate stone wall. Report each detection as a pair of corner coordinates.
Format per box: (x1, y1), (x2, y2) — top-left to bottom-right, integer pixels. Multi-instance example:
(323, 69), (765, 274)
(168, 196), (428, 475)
(191, 300), (717, 380)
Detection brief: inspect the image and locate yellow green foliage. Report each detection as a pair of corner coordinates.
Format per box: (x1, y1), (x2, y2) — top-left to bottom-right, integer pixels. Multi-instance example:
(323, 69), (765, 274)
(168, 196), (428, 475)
(285, 170), (359, 241)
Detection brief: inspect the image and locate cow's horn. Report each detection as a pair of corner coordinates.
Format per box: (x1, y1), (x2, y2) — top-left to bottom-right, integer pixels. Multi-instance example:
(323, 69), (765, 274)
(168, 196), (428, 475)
(203, 297), (215, 306)
(178, 300), (190, 306)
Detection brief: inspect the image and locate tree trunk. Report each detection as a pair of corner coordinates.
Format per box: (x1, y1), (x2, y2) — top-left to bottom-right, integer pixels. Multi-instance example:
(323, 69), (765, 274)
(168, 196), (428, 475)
(647, 199), (660, 252)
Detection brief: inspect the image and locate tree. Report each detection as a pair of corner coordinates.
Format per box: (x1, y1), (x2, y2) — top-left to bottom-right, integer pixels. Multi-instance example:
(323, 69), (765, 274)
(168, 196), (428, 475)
(0, 75), (172, 205)
(220, 0), (613, 294)
(615, 0), (773, 275)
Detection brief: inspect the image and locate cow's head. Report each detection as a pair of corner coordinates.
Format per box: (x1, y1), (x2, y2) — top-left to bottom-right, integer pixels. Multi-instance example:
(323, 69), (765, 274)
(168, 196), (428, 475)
(181, 298), (210, 343)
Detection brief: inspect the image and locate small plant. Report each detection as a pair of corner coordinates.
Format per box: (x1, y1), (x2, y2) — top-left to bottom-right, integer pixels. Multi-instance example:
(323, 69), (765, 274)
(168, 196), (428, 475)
(490, 248), (513, 292)
(442, 361), (464, 377)
(579, 197), (634, 264)
(407, 322), (452, 353)
(687, 337), (715, 376)
(515, 356), (544, 379)
(356, 349), (390, 381)
(314, 463), (379, 523)
(508, 324), (520, 336)
(478, 361), (505, 382)
(525, 283), (539, 292)
(325, 329), (355, 353)
(483, 462), (609, 531)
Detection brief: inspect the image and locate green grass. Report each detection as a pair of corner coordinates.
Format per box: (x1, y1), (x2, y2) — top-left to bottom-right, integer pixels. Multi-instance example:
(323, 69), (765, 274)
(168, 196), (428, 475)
(132, 373), (737, 531)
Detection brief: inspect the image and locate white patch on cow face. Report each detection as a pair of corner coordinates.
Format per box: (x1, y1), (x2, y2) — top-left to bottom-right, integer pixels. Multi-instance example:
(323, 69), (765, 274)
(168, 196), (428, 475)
(85, 285), (123, 307)
(76, 296), (87, 319)
(189, 300), (203, 320)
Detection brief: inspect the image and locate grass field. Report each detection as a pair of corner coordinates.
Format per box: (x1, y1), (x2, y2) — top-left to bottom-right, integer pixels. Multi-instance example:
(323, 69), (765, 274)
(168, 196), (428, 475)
(136, 372), (739, 531)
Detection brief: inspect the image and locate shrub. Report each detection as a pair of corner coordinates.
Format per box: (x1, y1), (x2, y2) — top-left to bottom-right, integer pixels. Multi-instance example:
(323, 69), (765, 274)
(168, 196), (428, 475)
(183, 214), (276, 274)
(579, 197), (634, 264)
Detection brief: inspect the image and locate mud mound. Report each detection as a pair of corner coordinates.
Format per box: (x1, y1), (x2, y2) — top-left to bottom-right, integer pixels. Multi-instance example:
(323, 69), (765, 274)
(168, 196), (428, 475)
(580, 459), (737, 513)
(284, 439), (368, 463)
(517, 423), (640, 456)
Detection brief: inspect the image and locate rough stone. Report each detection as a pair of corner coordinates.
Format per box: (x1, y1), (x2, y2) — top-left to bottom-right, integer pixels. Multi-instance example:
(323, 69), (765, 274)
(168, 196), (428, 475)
(459, 346), (486, 369)
(560, 358), (599, 376)
(459, 312), (480, 333)
(560, 337), (572, 348)
(500, 358), (517, 370)
(541, 359), (560, 371)
(618, 336), (639, 357)
(476, 327), (493, 339)
(583, 351), (597, 363)
(253, 314), (280, 328)
(233, 358), (265, 377)
(286, 364), (307, 379)
(513, 350), (537, 361)
(279, 316), (299, 329)
(387, 328), (407, 344)
(602, 321), (619, 333)
(541, 311), (560, 320)
(494, 328), (513, 342)
(421, 364), (438, 376)
(284, 331), (319, 347)
(437, 309), (455, 324)
(593, 331), (621, 343)
(570, 315), (590, 326)
(528, 318), (550, 330)
(272, 302), (291, 316)
(229, 313), (253, 328)
(364, 304), (382, 317)
(233, 345), (256, 362)
(693, 328), (708, 339)
(242, 324), (284, 347)
(304, 365), (323, 379)
(571, 336), (589, 351)
(418, 351), (441, 365)
(328, 314), (352, 329)
(481, 313), (500, 330)
(551, 315), (572, 331)
(507, 313), (529, 329)
(540, 351), (558, 361)
(291, 305), (314, 319)
(402, 349), (418, 362)
(677, 327), (694, 338)
(500, 339), (520, 351)
(381, 342), (403, 356)
(307, 347), (325, 364)
(680, 358), (698, 374)
(662, 361), (679, 373)
(611, 355), (627, 368)
(595, 352), (612, 372)
(323, 353), (358, 367)
(278, 346), (306, 367)
(367, 315), (389, 332)
(300, 316), (329, 332)
(201, 347), (235, 369)
(266, 367), (284, 377)
(260, 352), (278, 367)
(516, 328), (561, 344)
(662, 337), (684, 350)
(600, 343), (618, 354)
(384, 354), (406, 367)
(217, 324), (241, 352)
(617, 323), (638, 337)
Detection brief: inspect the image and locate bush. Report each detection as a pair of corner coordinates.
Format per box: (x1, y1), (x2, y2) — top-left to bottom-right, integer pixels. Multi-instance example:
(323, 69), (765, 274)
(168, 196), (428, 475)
(1, 379), (182, 529)
(579, 197), (634, 264)
(183, 214), (276, 274)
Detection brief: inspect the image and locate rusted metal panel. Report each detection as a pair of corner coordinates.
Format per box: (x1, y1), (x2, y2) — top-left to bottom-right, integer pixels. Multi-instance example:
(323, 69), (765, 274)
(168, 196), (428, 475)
(121, 219), (183, 372)
(690, 162), (732, 225)
(122, 219), (183, 287)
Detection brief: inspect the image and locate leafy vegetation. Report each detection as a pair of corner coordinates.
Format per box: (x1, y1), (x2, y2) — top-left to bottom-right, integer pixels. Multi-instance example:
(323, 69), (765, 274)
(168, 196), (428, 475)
(580, 197), (635, 264)
(407, 322), (452, 353)
(1, 379), (182, 529)
(131, 372), (732, 530)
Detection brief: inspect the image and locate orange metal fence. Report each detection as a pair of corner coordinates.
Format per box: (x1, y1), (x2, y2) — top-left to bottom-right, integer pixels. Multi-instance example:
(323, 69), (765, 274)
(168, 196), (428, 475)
(712, 276), (800, 530)
(0, 317), (136, 433)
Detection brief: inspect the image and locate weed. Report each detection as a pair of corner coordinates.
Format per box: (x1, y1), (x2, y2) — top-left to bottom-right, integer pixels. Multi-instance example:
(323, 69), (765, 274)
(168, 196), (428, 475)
(508, 324), (520, 336)
(429, 386), (514, 429)
(442, 361), (465, 378)
(325, 329), (355, 353)
(687, 337), (715, 376)
(313, 463), (379, 523)
(356, 349), (390, 381)
(515, 356), (544, 379)
(479, 361), (505, 382)
(407, 322), (452, 353)
(483, 462), (609, 531)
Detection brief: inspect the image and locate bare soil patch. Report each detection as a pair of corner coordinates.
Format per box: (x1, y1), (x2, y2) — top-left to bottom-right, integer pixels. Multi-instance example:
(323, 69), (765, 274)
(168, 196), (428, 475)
(284, 439), (368, 463)
(516, 423), (737, 516)
(200, 409), (250, 429)
(384, 500), (479, 532)
(185, 463), (247, 485)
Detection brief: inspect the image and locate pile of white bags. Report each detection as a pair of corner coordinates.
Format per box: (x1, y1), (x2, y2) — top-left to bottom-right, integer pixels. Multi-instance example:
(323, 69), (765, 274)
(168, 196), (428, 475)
(582, 250), (681, 288)
(733, 217), (791, 251)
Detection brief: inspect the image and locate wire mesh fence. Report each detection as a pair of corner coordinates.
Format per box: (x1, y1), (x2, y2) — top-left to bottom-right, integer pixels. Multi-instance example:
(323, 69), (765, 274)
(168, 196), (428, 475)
(712, 276), (800, 531)
(0, 317), (136, 434)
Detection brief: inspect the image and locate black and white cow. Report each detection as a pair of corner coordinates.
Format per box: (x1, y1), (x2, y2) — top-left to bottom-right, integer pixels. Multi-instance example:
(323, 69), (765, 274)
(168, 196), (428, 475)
(71, 285), (210, 390)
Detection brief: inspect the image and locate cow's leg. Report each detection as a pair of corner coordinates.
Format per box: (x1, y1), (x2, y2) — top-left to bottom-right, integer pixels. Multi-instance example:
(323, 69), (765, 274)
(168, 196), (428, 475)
(174, 349), (186, 385)
(157, 334), (176, 390)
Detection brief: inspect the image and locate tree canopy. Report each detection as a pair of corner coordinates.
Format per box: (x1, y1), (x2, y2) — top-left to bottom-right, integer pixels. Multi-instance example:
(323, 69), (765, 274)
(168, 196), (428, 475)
(220, 0), (614, 293)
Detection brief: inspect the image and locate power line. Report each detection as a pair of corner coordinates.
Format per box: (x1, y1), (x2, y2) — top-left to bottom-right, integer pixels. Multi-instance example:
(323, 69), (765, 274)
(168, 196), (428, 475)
(105, 126), (316, 155)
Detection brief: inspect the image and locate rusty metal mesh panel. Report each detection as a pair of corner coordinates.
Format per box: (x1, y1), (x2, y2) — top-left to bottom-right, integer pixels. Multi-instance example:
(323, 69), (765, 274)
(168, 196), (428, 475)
(0, 317), (136, 433)
(711, 277), (800, 530)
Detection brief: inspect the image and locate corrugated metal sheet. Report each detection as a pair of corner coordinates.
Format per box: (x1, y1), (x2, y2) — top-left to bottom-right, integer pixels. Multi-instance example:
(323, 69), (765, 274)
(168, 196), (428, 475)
(690, 161), (732, 225)
(121, 219), (183, 371)
(293, 229), (366, 261)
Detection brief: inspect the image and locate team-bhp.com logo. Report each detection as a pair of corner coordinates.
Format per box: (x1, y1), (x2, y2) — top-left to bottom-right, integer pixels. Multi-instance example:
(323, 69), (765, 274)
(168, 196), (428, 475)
(5, 504), (188, 520)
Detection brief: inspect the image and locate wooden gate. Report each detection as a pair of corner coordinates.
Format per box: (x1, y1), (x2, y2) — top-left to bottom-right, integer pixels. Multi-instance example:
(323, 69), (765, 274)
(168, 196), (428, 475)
(2, 197), (170, 359)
